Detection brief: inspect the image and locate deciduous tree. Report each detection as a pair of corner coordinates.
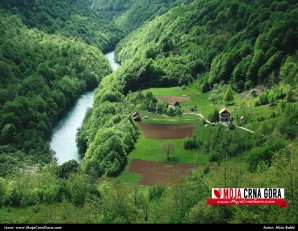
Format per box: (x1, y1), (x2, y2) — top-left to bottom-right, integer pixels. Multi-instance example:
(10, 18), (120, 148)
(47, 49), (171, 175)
(162, 141), (175, 161)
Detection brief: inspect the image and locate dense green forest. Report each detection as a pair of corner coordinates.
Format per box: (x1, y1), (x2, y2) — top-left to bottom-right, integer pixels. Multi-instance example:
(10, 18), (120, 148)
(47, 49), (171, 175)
(75, 0), (297, 224)
(0, 0), (297, 224)
(116, 0), (298, 91)
(0, 1), (114, 176)
(92, 0), (194, 31)
(0, 142), (297, 223)
(0, 0), (125, 52)
(79, 0), (298, 177)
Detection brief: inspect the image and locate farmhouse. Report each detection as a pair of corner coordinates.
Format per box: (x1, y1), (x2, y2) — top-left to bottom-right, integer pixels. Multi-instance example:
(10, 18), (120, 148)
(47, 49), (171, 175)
(133, 112), (141, 121)
(169, 101), (180, 109)
(219, 108), (231, 123)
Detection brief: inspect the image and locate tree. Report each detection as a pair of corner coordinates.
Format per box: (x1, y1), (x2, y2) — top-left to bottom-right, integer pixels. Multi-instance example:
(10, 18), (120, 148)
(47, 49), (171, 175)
(183, 135), (199, 150)
(0, 124), (18, 145)
(223, 85), (234, 105)
(166, 107), (175, 116)
(162, 141), (175, 161)
(208, 108), (219, 123)
(148, 184), (165, 201)
(0, 61), (13, 86)
(146, 48), (159, 59)
(66, 174), (95, 207)
(277, 105), (298, 139)
(156, 101), (166, 114)
(56, 160), (80, 179)
(186, 201), (222, 224)
(285, 88), (294, 102)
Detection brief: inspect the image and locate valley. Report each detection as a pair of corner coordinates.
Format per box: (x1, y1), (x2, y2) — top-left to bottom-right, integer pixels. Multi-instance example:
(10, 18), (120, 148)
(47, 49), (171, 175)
(50, 51), (120, 164)
(0, 0), (297, 225)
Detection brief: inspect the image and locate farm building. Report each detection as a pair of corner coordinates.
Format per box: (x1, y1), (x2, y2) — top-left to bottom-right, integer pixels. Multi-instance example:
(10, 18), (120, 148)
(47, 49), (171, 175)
(172, 48), (180, 56)
(169, 101), (180, 109)
(219, 108), (231, 123)
(240, 116), (246, 123)
(133, 112), (141, 121)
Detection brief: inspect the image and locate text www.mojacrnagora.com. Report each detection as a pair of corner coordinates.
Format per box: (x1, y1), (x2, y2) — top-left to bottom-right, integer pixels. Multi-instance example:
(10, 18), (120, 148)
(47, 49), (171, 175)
(4, 226), (62, 230)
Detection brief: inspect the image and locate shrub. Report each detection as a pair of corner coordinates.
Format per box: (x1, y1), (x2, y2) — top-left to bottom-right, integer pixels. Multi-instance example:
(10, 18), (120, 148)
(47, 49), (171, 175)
(208, 108), (219, 123)
(183, 135), (199, 150)
(166, 107), (176, 116)
(228, 124), (236, 130)
(56, 160), (80, 179)
(148, 184), (165, 201)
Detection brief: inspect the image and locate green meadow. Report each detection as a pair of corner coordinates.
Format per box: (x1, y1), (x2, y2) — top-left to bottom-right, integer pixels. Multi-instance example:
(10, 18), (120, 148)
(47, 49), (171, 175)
(117, 83), (298, 184)
(118, 119), (213, 184)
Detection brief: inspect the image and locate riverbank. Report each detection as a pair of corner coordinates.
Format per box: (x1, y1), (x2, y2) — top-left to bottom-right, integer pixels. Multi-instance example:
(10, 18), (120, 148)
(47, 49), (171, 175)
(50, 51), (120, 164)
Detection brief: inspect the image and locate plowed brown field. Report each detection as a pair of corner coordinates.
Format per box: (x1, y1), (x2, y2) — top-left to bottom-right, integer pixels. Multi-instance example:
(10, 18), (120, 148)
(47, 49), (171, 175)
(157, 96), (191, 102)
(129, 159), (198, 185)
(138, 123), (195, 139)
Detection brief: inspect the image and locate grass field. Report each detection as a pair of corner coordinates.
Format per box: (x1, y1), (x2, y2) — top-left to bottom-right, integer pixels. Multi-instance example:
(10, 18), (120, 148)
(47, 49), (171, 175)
(120, 84), (240, 184)
(117, 121), (212, 184)
(143, 83), (298, 133)
(128, 136), (208, 163)
(117, 163), (142, 184)
(143, 83), (214, 116)
(118, 82), (297, 184)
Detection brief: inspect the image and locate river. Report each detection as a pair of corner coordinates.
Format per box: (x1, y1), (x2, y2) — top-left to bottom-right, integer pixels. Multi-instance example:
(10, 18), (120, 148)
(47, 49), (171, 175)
(50, 51), (120, 164)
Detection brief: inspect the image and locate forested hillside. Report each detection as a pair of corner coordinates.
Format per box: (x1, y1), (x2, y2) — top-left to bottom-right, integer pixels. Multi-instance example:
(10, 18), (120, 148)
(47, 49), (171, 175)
(0, 143), (297, 223)
(0, 2), (114, 175)
(92, 0), (193, 31)
(0, 0), (297, 225)
(78, 0), (297, 177)
(116, 0), (298, 92)
(75, 0), (298, 224)
(0, 0), (125, 52)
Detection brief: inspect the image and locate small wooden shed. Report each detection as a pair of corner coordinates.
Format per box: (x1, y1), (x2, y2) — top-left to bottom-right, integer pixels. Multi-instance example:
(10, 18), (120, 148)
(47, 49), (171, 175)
(133, 112), (141, 121)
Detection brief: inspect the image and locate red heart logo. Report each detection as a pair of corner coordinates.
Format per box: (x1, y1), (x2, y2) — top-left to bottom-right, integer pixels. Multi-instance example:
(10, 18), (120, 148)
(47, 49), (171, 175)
(214, 188), (222, 198)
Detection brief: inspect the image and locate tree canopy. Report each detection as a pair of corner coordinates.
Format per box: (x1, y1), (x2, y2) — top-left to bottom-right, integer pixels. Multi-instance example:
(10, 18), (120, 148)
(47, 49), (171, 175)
(0, 7), (112, 175)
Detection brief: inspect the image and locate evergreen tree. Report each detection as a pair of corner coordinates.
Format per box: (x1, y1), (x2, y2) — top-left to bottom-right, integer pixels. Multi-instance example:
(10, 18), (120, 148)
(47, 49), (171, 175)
(224, 86), (234, 105)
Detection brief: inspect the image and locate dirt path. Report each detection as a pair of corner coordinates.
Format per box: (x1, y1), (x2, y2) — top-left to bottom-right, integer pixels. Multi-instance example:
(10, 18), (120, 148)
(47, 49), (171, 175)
(235, 126), (255, 133)
(182, 112), (254, 133)
(183, 112), (211, 124)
